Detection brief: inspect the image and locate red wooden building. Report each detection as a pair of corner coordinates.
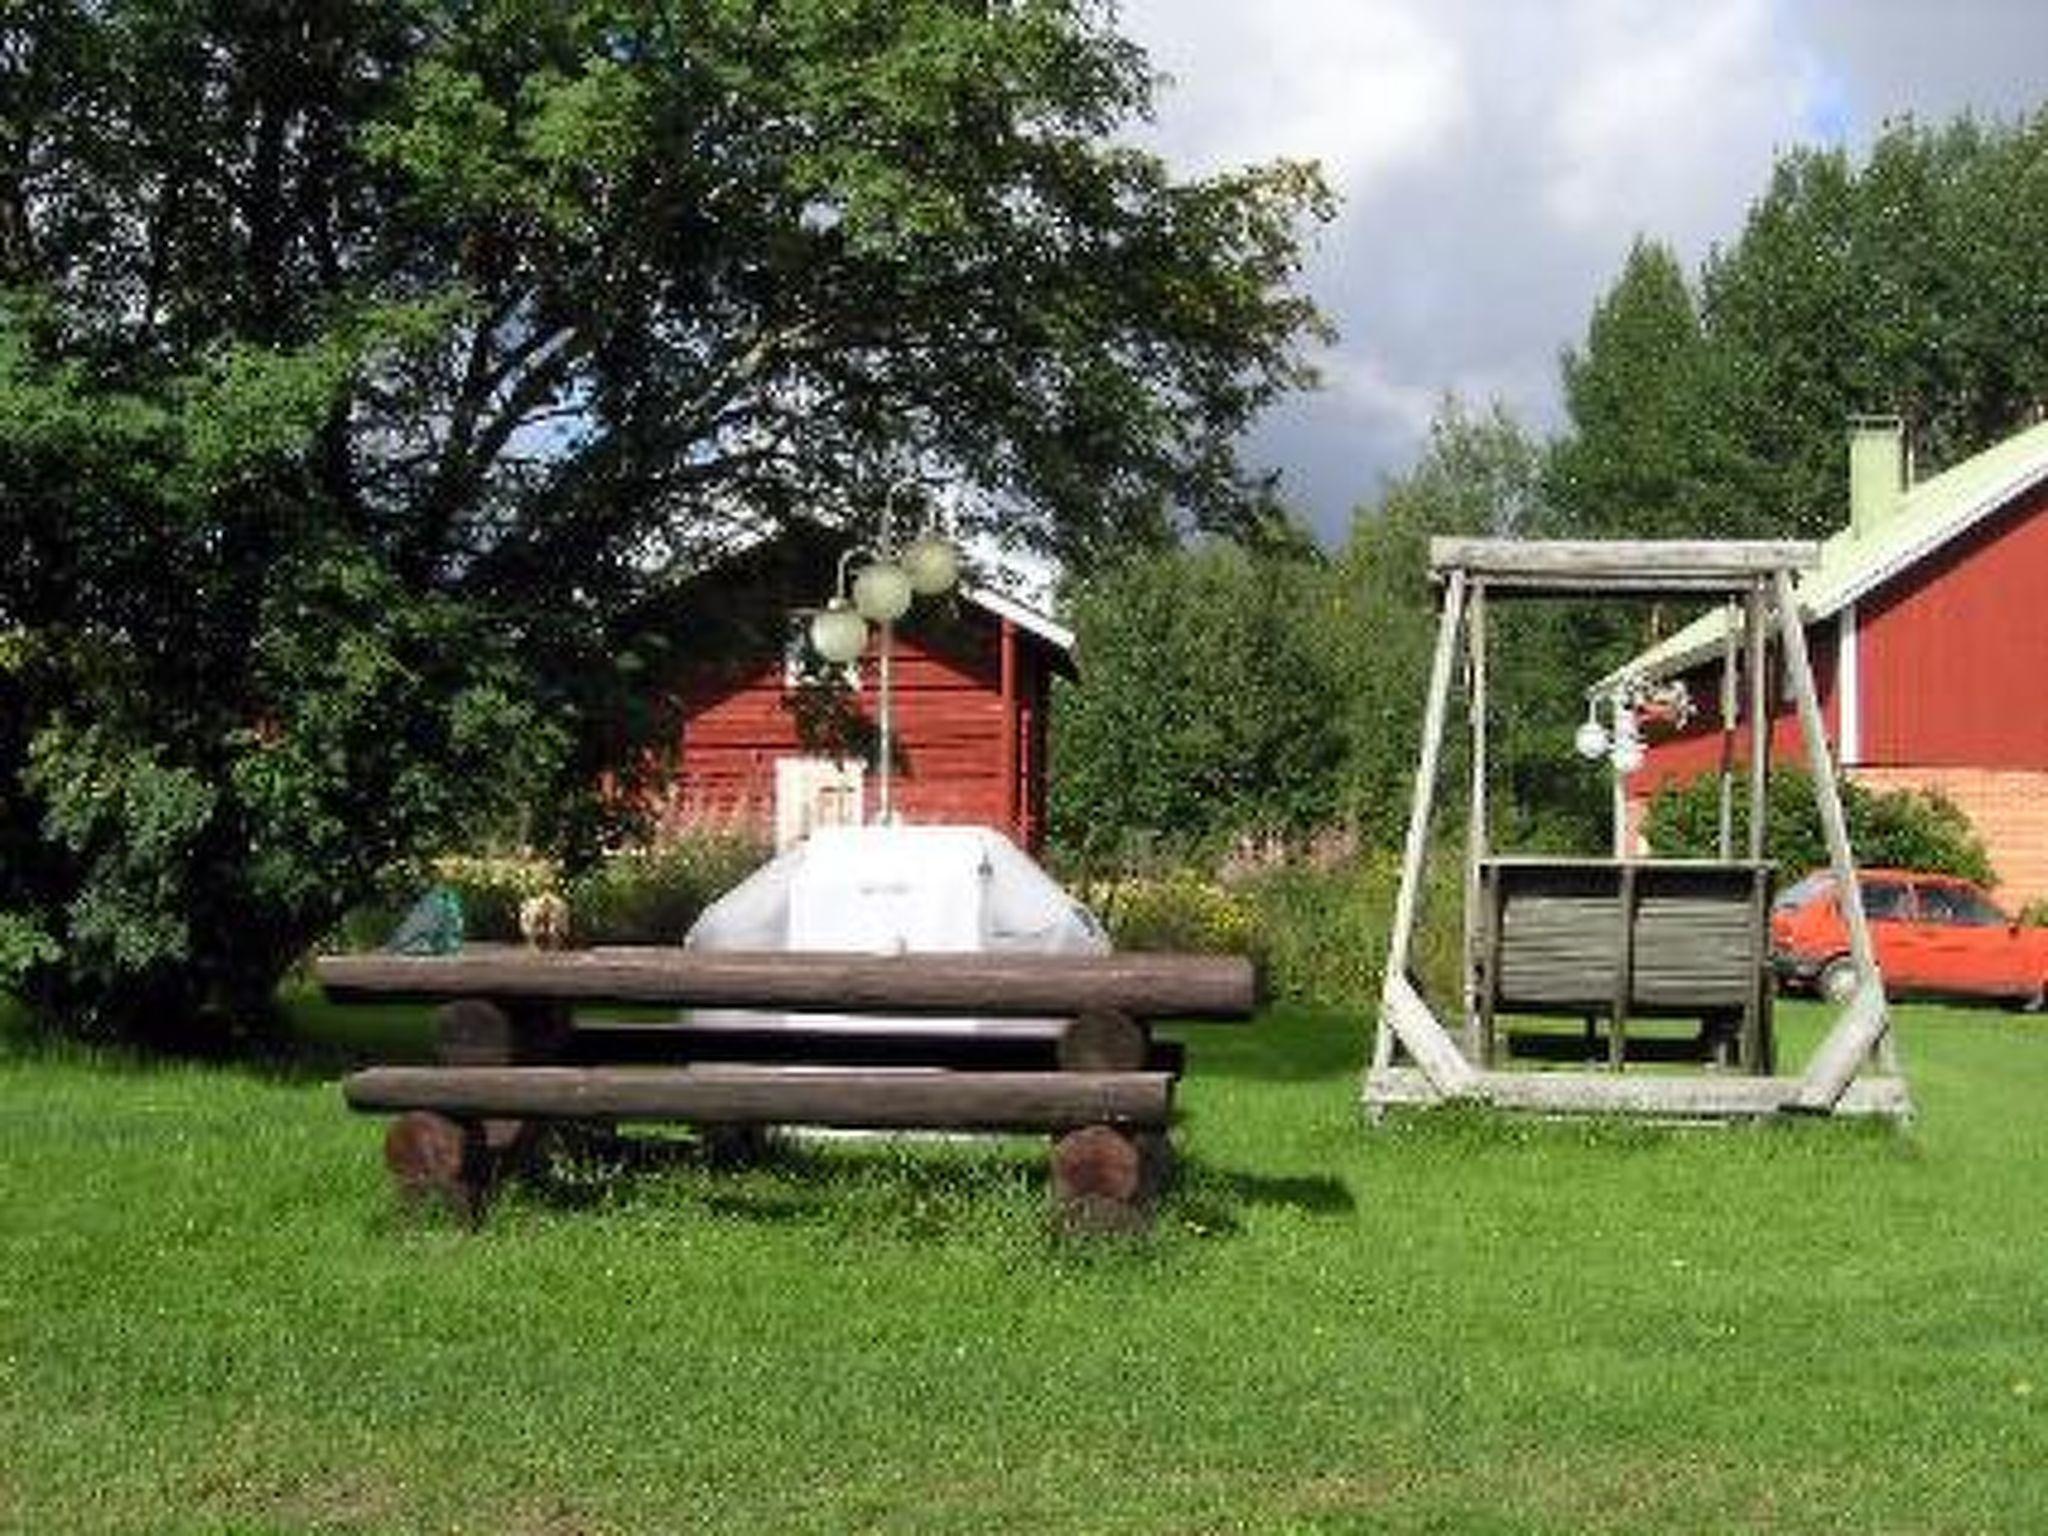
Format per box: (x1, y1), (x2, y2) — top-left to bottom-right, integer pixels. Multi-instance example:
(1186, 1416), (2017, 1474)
(1619, 417), (2048, 903)
(647, 532), (1075, 853)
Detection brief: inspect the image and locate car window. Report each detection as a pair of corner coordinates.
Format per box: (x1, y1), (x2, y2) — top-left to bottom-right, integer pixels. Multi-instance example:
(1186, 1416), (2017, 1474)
(1862, 880), (1911, 920)
(1773, 872), (1833, 913)
(1916, 883), (1960, 923)
(1919, 882), (2007, 927)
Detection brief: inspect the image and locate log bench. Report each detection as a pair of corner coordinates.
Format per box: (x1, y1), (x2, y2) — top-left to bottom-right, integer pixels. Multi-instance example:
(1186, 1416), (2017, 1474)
(564, 1017), (1186, 1074)
(319, 946), (1257, 1228)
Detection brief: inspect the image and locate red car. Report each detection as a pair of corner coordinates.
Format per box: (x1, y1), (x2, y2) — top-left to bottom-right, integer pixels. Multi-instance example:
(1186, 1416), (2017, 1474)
(1770, 868), (2048, 1006)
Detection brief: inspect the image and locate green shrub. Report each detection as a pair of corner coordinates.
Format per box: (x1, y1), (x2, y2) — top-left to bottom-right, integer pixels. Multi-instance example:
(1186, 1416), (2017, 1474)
(1235, 862), (1381, 1008)
(1076, 854), (1462, 1013)
(336, 835), (768, 951)
(435, 852), (559, 942)
(1050, 545), (1345, 862)
(1236, 855), (1463, 1011)
(565, 838), (768, 946)
(330, 902), (408, 953)
(1083, 871), (1261, 956)
(1644, 768), (1995, 886)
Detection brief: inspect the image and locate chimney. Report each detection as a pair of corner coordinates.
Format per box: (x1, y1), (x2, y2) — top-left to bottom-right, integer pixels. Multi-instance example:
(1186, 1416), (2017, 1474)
(1848, 416), (1908, 538)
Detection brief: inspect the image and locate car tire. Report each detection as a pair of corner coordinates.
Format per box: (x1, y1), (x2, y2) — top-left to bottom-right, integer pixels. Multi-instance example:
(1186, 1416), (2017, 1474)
(1818, 956), (1860, 1004)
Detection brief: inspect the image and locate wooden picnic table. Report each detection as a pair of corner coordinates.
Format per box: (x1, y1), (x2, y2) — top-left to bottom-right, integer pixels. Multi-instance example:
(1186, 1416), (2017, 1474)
(319, 945), (1259, 1229)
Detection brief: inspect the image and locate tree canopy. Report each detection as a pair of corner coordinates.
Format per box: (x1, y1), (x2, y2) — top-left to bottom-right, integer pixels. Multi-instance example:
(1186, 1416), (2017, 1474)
(1545, 238), (1751, 542)
(1701, 113), (2048, 534)
(1050, 538), (1343, 863)
(0, 0), (1330, 1042)
(1559, 112), (2048, 541)
(1045, 401), (1614, 867)
(1326, 401), (1547, 844)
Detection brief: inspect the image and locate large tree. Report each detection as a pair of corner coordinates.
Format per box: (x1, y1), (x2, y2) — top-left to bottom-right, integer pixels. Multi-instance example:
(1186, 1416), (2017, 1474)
(0, 0), (1329, 1042)
(1557, 112), (2048, 543)
(1701, 113), (2048, 535)
(1545, 238), (1750, 541)
(1330, 399), (1611, 851)
(1049, 536), (1342, 864)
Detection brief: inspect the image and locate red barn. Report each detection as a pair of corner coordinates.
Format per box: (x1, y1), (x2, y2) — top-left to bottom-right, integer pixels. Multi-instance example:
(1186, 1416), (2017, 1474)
(646, 531), (1075, 853)
(1618, 416), (2048, 903)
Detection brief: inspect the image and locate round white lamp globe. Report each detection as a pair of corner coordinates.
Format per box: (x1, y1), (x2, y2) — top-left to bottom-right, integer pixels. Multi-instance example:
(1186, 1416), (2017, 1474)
(851, 559), (913, 622)
(901, 534), (961, 595)
(808, 599), (869, 664)
(1573, 718), (1610, 760)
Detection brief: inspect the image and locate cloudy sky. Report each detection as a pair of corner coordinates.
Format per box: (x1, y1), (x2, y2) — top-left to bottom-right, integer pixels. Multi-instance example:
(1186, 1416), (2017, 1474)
(1116, 0), (2048, 543)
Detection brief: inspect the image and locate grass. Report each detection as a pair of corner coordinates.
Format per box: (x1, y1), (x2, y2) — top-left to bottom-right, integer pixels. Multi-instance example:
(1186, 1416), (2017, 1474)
(4, 995), (2048, 1532)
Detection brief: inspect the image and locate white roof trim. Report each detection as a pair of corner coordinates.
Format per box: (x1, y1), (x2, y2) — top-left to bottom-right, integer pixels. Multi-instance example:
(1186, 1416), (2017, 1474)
(679, 510), (1074, 655)
(1607, 423), (2048, 686)
(1807, 458), (2048, 620)
(963, 584), (1075, 654)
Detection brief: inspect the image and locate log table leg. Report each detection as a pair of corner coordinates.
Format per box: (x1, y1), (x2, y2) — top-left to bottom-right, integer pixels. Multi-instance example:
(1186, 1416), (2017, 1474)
(382, 1111), (540, 1222)
(1050, 1124), (1159, 1233)
(384, 1110), (487, 1222)
(1056, 1009), (1149, 1072)
(700, 1123), (771, 1167)
(1053, 1010), (1170, 1230)
(420, 997), (573, 1206)
(434, 997), (572, 1065)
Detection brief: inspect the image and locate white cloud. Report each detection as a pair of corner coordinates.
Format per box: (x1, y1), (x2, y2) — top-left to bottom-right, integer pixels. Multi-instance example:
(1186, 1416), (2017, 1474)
(1541, 0), (1815, 253)
(1321, 350), (1441, 439)
(1111, 1), (2048, 540)
(1119, 1), (1469, 196)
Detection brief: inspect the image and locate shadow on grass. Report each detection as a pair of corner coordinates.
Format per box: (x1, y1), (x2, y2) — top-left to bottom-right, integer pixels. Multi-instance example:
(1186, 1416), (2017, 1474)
(13, 987), (1376, 1091)
(1205, 1167), (1355, 1213)
(350, 1114), (1361, 1246)
(1168, 1160), (1357, 1238)
(0, 983), (437, 1086)
(499, 1125), (1049, 1227)
(0, 1009), (310, 1078)
(480, 1125), (1358, 1246)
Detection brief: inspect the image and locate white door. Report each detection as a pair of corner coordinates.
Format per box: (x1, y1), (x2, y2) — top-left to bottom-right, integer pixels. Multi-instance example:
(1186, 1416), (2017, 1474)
(773, 757), (865, 849)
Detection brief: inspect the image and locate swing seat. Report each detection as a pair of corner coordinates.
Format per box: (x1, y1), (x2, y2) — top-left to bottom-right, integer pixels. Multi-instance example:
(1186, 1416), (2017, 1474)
(1476, 856), (1775, 1072)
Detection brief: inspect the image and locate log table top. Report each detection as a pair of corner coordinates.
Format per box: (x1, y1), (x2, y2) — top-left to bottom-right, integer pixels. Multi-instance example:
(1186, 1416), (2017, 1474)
(315, 946), (1260, 1020)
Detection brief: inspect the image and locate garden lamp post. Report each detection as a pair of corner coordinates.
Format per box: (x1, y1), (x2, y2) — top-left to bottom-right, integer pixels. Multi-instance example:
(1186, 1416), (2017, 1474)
(805, 483), (962, 824)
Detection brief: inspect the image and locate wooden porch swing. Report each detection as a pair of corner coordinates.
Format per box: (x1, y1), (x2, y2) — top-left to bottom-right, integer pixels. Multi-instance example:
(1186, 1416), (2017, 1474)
(1364, 538), (1911, 1120)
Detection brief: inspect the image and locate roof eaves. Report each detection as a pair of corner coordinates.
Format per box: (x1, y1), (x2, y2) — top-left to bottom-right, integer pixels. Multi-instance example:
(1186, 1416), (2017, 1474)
(1605, 420), (2048, 688)
(1592, 604), (1730, 693)
(1804, 436), (2048, 618)
(962, 583), (1075, 655)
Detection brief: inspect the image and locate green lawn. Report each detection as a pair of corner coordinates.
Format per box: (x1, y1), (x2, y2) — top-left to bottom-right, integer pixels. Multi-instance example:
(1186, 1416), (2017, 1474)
(4, 998), (2047, 1532)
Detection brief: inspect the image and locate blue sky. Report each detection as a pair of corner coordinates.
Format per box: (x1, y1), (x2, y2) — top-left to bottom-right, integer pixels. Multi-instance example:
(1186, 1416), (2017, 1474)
(1117, 0), (2048, 542)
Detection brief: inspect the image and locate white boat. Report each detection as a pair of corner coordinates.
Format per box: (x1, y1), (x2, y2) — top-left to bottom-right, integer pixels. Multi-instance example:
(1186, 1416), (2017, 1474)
(683, 823), (1108, 1035)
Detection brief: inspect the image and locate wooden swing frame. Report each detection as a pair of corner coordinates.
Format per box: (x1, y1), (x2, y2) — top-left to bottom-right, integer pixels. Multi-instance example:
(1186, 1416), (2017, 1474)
(1364, 538), (1911, 1121)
